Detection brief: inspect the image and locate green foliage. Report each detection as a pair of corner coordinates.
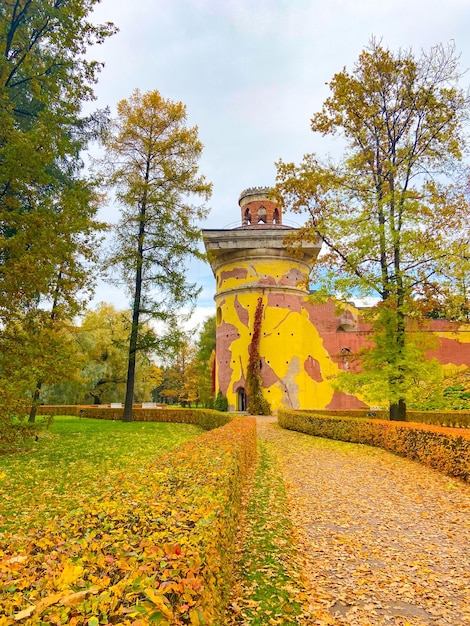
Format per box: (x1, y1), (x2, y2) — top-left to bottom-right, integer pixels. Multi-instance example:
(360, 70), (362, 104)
(408, 367), (470, 411)
(0, 1), (115, 428)
(0, 418), (43, 454)
(42, 304), (162, 405)
(335, 316), (442, 408)
(0, 416), (257, 623)
(0, 1), (115, 319)
(194, 316), (216, 407)
(246, 298), (271, 415)
(276, 39), (470, 416)
(279, 410), (470, 482)
(214, 390), (229, 412)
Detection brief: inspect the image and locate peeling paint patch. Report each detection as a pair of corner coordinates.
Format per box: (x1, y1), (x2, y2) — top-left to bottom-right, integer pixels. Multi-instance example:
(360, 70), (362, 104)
(234, 296), (250, 327)
(305, 355), (323, 382)
(327, 391), (368, 409)
(267, 292), (303, 314)
(279, 267), (304, 287)
(219, 268), (248, 284)
(217, 320), (238, 395)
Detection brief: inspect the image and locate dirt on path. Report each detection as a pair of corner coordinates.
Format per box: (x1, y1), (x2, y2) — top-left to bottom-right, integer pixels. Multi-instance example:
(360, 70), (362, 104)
(256, 417), (470, 626)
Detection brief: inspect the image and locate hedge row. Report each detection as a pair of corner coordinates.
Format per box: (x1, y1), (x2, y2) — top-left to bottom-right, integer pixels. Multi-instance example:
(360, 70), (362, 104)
(279, 410), (470, 482)
(0, 417), (257, 625)
(298, 408), (470, 428)
(38, 405), (232, 431)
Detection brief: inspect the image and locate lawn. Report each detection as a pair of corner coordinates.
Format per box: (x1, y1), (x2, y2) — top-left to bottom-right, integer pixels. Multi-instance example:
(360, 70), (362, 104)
(0, 416), (312, 624)
(0, 416), (203, 535)
(227, 442), (311, 624)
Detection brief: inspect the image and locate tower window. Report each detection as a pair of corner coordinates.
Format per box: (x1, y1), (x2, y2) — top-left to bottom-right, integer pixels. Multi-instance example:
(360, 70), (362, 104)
(244, 208), (251, 225)
(257, 206), (267, 223)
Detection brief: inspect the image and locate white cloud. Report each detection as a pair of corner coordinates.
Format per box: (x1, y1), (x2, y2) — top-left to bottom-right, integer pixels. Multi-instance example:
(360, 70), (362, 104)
(86, 0), (470, 314)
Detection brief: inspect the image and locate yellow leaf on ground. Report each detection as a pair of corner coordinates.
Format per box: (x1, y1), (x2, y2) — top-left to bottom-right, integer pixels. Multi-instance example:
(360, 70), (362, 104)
(54, 563), (84, 589)
(36, 592), (65, 612)
(14, 606), (35, 621)
(60, 586), (101, 606)
(6, 555), (28, 564)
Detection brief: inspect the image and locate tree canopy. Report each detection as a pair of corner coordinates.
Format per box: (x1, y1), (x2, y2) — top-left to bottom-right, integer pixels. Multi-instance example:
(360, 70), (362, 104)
(276, 40), (470, 419)
(101, 89), (212, 421)
(0, 1), (115, 431)
(0, 0), (115, 319)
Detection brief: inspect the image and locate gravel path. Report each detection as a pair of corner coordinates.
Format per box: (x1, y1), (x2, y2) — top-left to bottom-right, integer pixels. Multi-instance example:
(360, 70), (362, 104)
(256, 418), (470, 626)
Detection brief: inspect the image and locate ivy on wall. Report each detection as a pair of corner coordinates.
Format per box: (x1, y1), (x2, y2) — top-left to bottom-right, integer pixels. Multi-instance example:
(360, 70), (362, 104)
(247, 297), (271, 415)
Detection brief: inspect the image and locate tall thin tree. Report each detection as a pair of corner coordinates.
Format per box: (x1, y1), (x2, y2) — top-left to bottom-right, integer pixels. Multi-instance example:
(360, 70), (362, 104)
(101, 89), (211, 422)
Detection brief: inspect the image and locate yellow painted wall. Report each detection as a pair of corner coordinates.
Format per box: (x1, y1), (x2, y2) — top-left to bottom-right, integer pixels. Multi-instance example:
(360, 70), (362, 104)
(214, 256), (343, 412)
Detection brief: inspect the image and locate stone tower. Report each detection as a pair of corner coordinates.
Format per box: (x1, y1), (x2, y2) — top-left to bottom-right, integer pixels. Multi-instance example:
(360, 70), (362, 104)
(202, 187), (322, 412)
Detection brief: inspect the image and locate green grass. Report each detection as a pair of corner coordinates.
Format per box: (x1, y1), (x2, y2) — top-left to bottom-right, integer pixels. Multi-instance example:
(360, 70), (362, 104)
(0, 415), (202, 534)
(229, 442), (309, 624)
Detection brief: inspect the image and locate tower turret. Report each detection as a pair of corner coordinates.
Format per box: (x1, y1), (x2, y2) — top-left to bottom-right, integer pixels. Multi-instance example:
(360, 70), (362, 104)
(238, 186), (283, 227)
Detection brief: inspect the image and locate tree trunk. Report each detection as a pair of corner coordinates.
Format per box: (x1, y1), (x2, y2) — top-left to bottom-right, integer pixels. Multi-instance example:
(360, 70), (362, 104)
(123, 265), (142, 421)
(389, 398), (406, 421)
(123, 194), (147, 422)
(28, 380), (43, 423)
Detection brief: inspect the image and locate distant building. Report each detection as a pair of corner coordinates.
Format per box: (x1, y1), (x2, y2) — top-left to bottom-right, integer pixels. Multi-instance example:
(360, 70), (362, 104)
(203, 187), (470, 412)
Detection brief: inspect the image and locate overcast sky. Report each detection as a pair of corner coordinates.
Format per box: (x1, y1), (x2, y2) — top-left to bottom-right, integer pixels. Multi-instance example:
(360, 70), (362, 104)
(87, 0), (470, 327)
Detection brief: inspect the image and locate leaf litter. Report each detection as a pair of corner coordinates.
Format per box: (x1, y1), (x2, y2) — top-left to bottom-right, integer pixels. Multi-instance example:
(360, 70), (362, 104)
(256, 417), (470, 626)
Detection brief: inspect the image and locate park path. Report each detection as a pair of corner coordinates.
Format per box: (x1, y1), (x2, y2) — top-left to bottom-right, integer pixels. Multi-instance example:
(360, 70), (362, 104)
(255, 417), (470, 626)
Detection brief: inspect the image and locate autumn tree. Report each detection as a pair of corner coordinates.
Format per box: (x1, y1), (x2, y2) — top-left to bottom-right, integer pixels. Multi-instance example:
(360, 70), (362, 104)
(276, 40), (470, 420)
(0, 1), (115, 429)
(159, 338), (199, 406)
(194, 315), (216, 407)
(101, 90), (212, 421)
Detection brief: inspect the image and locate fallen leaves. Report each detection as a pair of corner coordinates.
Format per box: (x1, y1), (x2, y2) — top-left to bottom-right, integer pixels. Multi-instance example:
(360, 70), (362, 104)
(227, 434), (312, 624)
(258, 420), (470, 625)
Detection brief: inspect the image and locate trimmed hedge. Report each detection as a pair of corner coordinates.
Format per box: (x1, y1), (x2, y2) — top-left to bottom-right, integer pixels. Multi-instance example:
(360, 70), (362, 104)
(298, 408), (470, 428)
(1, 416), (257, 624)
(400, 410), (470, 429)
(279, 410), (470, 482)
(38, 405), (232, 431)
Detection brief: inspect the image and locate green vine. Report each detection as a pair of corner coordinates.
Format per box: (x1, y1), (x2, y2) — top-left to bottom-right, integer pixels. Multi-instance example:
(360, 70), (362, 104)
(246, 297), (271, 415)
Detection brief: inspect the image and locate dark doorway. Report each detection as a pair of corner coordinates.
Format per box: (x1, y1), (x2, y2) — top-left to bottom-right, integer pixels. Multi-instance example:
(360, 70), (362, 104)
(237, 387), (246, 412)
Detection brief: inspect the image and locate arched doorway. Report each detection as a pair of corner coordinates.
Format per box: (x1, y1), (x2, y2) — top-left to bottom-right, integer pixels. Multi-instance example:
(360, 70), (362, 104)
(237, 387), (246, 412)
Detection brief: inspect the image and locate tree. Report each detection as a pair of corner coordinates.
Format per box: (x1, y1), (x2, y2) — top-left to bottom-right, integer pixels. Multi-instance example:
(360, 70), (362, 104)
(42, 303), (162, 405)
(0, 1), (115, 430)
(0, 1), (115, 319)
(276, 40), (470, 420)
(101, 90), (212, 421)
(0, 310), (81, 423)
(194, 315), (216, 407)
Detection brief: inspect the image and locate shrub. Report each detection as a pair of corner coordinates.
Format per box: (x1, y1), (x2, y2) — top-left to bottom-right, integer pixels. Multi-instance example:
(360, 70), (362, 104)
(213, 391), (228, 412)
(0, 417), (257, 624)
(38, 405), (232, 430)
(279, 410), (470, 482)
(0, 418), (45, 454)
(297, 408), (470, 428)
